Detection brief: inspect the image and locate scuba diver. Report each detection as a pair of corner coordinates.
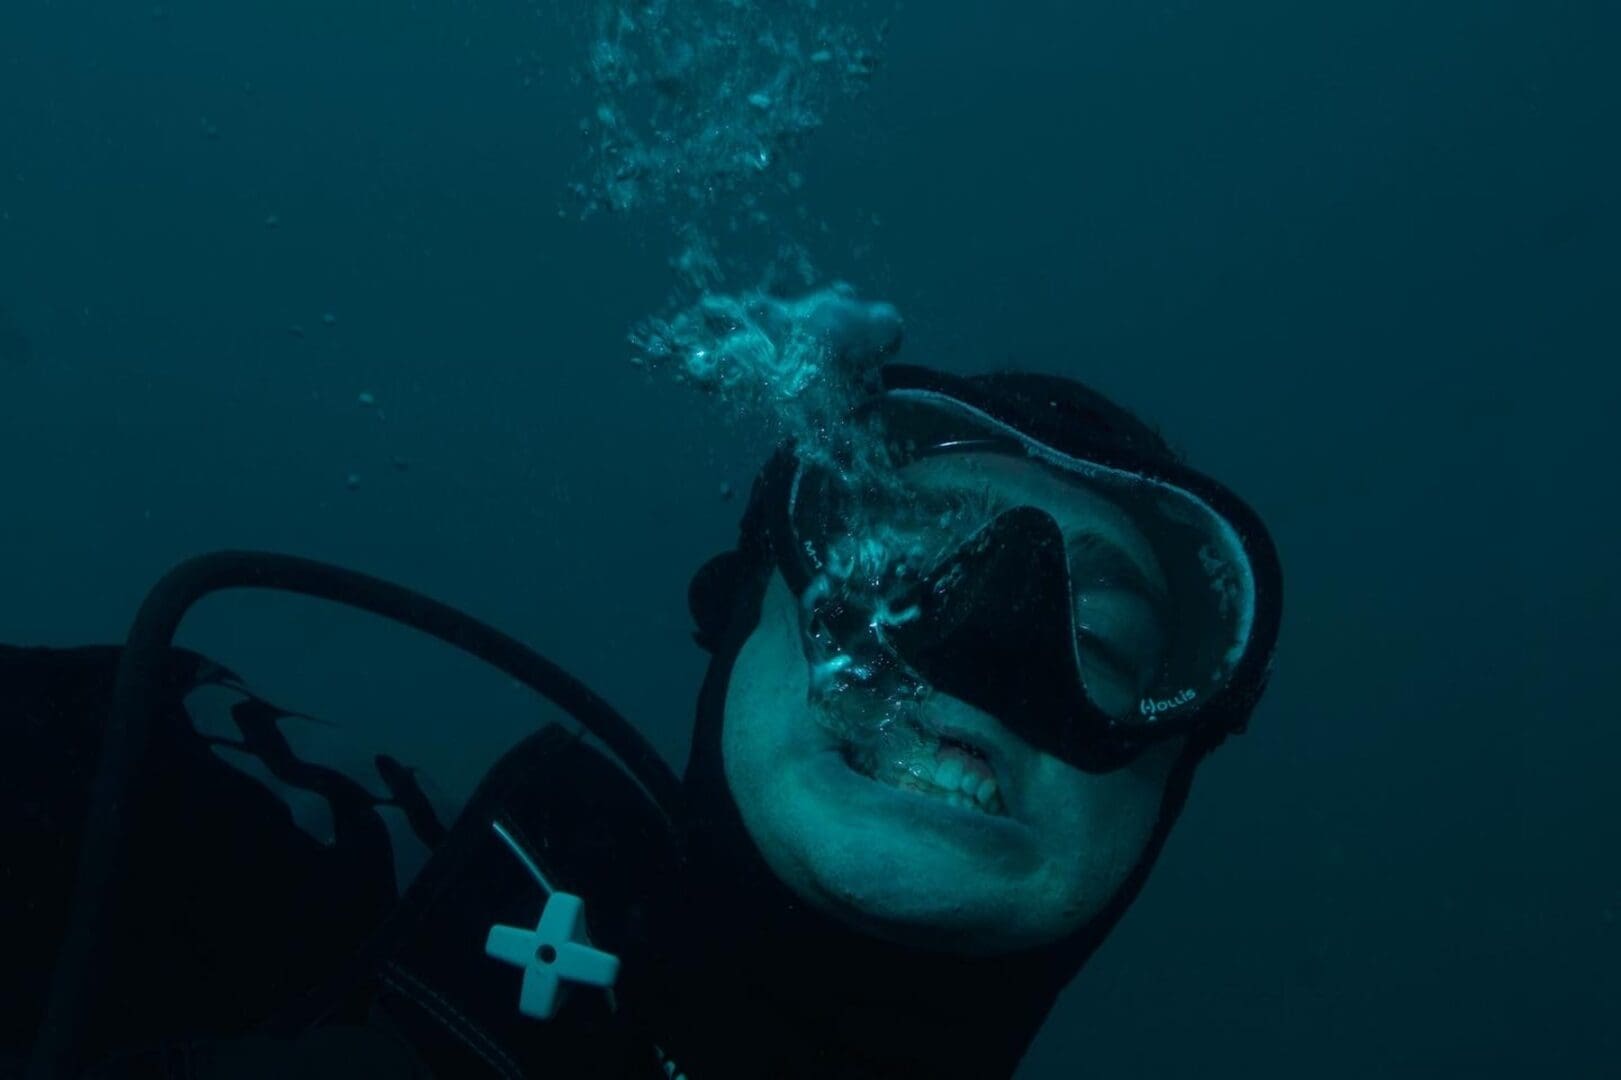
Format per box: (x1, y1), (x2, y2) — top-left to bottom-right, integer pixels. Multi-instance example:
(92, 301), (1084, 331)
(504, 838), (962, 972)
(1, 319), (1282, 1078)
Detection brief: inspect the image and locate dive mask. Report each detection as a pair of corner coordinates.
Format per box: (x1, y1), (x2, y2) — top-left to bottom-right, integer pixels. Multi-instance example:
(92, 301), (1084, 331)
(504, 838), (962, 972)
(761, 382), (1282, 774)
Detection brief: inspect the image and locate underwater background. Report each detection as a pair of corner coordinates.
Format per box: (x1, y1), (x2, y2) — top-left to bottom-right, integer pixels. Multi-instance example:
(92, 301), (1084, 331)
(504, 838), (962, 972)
(1, 1), (1616, 1075)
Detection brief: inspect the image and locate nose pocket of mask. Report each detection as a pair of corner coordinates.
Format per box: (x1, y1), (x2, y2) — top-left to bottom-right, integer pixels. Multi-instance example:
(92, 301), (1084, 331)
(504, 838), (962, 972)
(886, 507), (1096, 760)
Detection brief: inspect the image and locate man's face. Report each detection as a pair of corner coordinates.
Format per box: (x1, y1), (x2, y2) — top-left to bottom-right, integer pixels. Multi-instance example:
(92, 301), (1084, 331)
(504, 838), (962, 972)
(722, 456), (1189, 955)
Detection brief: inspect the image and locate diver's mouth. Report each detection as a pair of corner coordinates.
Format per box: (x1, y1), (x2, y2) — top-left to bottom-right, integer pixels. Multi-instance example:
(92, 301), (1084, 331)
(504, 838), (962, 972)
(839, 724), (1007, 816)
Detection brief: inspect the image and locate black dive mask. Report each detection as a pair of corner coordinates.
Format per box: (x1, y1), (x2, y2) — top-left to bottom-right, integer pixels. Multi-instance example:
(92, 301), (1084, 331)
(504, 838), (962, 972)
(763, 387), (1281, 774)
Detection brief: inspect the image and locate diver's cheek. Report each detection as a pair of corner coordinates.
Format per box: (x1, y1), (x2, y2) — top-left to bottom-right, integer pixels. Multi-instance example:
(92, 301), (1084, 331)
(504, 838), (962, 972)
(1018, 747), (1184, 926)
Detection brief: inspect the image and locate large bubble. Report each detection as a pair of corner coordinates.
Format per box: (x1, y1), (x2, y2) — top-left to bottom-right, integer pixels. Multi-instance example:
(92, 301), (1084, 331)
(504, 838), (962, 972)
(630, 282), (902, 451)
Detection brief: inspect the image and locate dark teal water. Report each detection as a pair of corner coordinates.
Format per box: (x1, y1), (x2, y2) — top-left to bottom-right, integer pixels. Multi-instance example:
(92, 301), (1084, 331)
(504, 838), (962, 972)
(2, 1), (1616, 1075)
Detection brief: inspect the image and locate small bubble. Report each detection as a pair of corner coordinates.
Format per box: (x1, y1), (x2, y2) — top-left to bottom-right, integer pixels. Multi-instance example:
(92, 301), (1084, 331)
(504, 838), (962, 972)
(345, 473), (362, 491)
(357, 391), (376, 408)
(322, 312), (338, 327)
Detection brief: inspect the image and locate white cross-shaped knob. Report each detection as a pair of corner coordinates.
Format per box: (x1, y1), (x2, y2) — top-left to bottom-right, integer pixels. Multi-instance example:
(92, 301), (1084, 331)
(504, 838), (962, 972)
(485, 892), (620, 1020)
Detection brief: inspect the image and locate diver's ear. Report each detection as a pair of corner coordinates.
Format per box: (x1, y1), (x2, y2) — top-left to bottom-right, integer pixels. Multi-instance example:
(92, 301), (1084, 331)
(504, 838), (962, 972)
(688, 551), (750, 653)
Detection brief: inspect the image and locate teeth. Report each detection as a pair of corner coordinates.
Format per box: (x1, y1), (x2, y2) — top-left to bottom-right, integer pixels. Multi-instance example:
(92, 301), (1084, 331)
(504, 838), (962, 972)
(888, 769), (1003, 816)
(843, 728), (1007, 816)
(928, 745), (1004, 815)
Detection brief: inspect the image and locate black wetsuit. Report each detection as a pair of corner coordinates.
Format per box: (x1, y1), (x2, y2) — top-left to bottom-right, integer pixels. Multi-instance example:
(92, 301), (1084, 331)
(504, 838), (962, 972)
(2, 622), (1175, 1077)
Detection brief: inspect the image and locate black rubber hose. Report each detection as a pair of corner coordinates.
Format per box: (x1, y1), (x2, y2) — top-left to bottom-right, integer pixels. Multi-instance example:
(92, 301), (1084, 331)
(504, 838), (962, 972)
(27, 551), (681, 1078)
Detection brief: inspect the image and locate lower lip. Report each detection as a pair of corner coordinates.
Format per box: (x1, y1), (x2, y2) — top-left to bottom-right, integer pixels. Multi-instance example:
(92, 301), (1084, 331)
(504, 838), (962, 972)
(808, 747), (1035, 849)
